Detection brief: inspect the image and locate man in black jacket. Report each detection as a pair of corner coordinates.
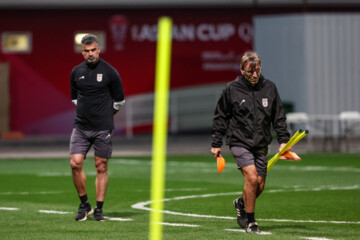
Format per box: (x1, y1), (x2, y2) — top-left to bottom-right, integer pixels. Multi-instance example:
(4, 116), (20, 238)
(70, 35), (125, 221)
(211, 51), (290, 233)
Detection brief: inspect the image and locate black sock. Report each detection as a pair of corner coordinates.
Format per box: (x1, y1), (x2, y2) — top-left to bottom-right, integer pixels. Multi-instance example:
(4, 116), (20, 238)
(246, 212), (255, 223)
(79, 194), (88, 204)
(96, 201), (104, 210)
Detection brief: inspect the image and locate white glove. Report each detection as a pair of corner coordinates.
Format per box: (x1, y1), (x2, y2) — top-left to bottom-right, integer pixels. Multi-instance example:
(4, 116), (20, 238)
(113, 100), (125, 110)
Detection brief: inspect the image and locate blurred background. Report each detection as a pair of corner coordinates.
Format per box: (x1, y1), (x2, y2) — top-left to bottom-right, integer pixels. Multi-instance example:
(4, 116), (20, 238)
(1, 0), (360, 155)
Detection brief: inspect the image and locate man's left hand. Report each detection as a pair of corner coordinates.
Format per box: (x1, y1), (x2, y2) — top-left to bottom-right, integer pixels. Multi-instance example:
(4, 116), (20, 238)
(279, 143), (291, 154)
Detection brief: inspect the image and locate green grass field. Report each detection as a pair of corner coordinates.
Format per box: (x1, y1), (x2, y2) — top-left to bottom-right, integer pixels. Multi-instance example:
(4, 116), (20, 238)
(0, 153), (359, 240)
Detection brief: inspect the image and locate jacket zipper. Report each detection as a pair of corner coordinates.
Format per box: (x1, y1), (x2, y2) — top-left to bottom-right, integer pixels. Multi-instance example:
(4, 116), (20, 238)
(252, 89), (257, 140)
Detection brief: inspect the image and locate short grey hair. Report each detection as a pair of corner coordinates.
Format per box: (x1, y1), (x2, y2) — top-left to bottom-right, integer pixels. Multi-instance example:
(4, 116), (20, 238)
(81, 34), (99, 45)
(240, 51), (261, 70)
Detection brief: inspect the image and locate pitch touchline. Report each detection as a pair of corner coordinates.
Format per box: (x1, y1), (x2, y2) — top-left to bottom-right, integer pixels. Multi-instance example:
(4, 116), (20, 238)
(0, 207), (19, 211)
(154, 222), (199, 227)
(0, 207), (134, 222)
(299, 237), (334, 240)
(113, 158), (360, 173)
(225, 229), (272, 235)
(136, 188), (206, 192)
(37, 210), (133, 221)
(0, 191), (63, 195)
(131, 185), (360, 225)
(39, 210), (72, 214)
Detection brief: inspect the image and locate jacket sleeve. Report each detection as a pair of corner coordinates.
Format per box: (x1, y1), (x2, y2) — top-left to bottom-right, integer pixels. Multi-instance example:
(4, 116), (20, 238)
(70, 68), (77, 101)
(271, 85), (290, 144)
(211, 86), (231, 148)
(109, 68), (125, 102)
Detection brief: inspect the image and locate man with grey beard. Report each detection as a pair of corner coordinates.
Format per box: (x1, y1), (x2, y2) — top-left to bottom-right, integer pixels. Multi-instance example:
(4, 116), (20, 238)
(69, 34), (125, 221)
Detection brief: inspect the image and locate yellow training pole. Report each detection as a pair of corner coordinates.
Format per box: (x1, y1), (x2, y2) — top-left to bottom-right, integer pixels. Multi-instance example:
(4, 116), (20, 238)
(267, 129), (308, 172)
(267, 130), (302, 171)
(149, 17), (173, 240)
(288, 130), (308, 147)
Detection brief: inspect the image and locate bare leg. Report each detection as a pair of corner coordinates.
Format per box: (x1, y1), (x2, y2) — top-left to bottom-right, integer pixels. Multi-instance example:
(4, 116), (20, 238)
(256, 176), (266, 197)
(241, 165), (258, 213)
(70, 154), (87, 196)
(95, 156), (108, 202)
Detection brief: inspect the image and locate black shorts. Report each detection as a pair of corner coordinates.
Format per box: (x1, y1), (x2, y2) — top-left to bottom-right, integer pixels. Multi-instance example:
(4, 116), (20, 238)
(69, 128), (113, 159)
(230, 146), (268, 177)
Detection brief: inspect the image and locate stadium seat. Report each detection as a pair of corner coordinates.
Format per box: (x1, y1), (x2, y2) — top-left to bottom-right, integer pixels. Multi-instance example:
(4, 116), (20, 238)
(339, 111), (360, 152)
(286, 112), (310, 136)
(286, 112), (311, 152)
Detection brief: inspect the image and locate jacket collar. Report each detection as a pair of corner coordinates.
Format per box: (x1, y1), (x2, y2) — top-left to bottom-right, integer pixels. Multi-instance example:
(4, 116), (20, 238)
(238, 74), (265, 90)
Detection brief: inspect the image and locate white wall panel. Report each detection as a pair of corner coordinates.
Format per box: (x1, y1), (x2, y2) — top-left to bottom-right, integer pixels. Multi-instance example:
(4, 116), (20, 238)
(304, 14), (360, 114)
(254, 14), (307, 112)
(255, 13), (360, 115)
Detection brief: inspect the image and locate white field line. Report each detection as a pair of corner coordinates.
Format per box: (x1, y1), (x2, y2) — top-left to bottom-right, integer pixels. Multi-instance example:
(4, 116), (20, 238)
(38, 210), (134, 221)
(258, 218), (359, 224)
(136, 188), (206, 192)
(300, 237), (334, 240)
(37, 172), (97, 177)
(115, 158), (354, 168)
(267, 185), (359, 193)
(112, 159), (215, 169)
(132, 185), (360, 225)
(0, 191), (62, 195)
(165, 188), (206, 192)
(39, 210), (72, 214)
(166, 169), (216, 174)
(0, 192), (30, 195)
(275, 165), (360, 173)
(111, 159), (149, 165)
(111, 158), (360, 173)
(154, 222), (200, 227)
(132, 191), (242, 220)
(105, 217), (133, 221)
(0, 207), (19, 211)
(224, 229), (272, 235)
(37, 172), (71, 176)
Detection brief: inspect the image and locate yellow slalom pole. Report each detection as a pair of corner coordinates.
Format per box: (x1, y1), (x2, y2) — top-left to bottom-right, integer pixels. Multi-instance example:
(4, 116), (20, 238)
(288, 130), (308, 147)
(149, 17), (173, 240)
(283, 130), (302, 151)
(267, 130), (302, 171)
(267, 129), (308, 172)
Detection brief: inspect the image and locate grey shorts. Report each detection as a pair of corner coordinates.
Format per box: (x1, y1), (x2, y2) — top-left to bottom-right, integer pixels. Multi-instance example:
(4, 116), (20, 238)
(230, 146), (268, 177)
(69, 128), (113, 159)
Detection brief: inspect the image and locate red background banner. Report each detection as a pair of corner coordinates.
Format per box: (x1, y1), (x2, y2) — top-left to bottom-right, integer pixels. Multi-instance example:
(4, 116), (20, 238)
(0, 9), (253, 135)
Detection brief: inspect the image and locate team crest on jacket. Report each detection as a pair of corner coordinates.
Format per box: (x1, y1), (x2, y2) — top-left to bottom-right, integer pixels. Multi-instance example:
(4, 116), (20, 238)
(262, 98), (268, 107)
(97, 74), (103, 82)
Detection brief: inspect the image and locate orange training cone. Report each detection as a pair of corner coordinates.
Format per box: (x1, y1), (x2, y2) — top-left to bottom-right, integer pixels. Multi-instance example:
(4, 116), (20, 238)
(279, 151), (301, 161)
(217, 155), (226, 174)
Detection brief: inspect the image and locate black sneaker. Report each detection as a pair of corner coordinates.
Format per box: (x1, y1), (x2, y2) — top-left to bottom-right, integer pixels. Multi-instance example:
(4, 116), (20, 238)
(246, 222), (260, 233)
(75, 203), (93, 221)
(233, 198), (247, 228)
(94, 207), (105, 221)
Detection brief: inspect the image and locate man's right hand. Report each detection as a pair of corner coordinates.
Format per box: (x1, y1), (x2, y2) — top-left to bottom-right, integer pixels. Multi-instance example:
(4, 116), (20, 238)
(211, 147), (221, 158)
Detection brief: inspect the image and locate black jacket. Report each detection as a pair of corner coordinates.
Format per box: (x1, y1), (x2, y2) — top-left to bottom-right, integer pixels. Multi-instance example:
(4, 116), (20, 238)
(211, 75), (290, 150)
(70, 59), (125, 131)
